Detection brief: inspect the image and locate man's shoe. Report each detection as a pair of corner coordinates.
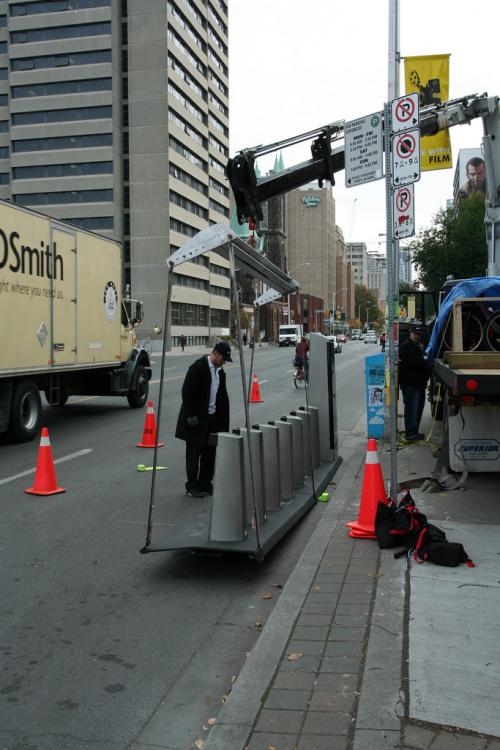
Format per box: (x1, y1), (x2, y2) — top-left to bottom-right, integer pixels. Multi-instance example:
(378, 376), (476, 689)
(186, 488), (206, 498)
(198, 485), (213, 496)
(416, 433), (426, 440)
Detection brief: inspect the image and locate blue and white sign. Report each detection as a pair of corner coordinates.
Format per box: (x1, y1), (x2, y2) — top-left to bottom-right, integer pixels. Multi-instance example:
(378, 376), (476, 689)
(365, 353), (385, 439)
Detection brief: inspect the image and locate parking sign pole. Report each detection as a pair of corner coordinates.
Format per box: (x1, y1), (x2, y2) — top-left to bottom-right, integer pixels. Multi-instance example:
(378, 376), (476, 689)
(384, 100), (399, 504)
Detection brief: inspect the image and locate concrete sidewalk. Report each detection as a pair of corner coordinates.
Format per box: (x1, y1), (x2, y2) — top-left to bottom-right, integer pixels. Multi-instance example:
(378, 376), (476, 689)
(204, 407), (500, 750)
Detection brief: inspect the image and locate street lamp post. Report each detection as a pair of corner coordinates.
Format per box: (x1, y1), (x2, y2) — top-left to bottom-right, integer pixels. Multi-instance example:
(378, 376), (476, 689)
(365, 305), (376, 328)
(331, 287), (348, 334)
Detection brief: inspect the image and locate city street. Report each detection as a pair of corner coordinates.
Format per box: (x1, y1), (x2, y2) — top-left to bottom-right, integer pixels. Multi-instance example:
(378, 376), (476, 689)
(0, 341), (371, 750)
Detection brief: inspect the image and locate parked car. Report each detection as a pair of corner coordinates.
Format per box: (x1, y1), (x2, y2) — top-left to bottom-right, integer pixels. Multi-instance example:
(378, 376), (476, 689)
(351, 329), (361, 340)
(338, 333), (346, 343)
(365, 331), (378, 344)
(326, 335), (342, 353)
(359, 332), (366, 341)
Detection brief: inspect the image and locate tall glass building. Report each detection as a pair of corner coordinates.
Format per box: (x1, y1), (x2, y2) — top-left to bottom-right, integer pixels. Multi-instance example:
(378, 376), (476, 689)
(1, 0), (230, 343)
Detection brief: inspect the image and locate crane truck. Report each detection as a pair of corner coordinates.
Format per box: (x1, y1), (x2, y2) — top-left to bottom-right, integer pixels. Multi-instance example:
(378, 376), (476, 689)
(226, 93), (500, 472)
(0, 199), (151, 442)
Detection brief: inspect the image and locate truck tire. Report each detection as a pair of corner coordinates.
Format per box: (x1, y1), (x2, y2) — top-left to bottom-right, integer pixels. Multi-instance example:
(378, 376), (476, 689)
(9, 380), (42, 442)
(127, 365), (149, 408)
(45, 390), (68, 407)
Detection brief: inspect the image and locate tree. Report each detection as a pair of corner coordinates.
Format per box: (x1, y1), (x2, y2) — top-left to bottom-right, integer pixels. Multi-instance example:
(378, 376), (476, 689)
(354, 284), (383, 326)
(409, 194), (487, 291)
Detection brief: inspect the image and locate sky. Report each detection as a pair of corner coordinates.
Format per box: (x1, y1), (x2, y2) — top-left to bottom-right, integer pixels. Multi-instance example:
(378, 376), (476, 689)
(228, 0), (499, 255)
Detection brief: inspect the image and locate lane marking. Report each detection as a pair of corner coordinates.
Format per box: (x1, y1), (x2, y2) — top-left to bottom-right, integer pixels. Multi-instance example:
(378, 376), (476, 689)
(0, 448), (93, 486)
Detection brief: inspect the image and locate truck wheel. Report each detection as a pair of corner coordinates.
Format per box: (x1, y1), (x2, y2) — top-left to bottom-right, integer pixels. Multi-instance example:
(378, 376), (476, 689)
(127, 365), (149, 408)
(45, 390), (68, 407)
(9, 380), (42, 442)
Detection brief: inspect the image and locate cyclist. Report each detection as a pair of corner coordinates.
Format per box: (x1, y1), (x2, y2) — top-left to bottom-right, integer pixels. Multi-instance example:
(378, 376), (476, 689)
(295, 336), (310, 383)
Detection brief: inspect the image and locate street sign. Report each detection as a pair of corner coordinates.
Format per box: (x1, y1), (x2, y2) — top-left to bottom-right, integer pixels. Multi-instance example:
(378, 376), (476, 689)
(393, 184), (415, 239)
(391, 92), (419, 132)
(391, 128), (421, 186)
(345, 112), (383, 187)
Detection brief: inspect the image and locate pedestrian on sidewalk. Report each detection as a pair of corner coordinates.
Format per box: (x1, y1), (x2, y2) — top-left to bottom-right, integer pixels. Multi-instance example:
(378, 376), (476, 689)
(380, 331), (386, 352)
(175, 342), (232, 498)
(398, 325), (429, 441)
(179, 334), (187, 352)
(242, 332), (247, 346)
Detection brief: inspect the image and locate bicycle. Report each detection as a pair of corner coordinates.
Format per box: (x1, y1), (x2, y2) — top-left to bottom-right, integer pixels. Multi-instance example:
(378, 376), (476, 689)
(292, 357), (306, 388)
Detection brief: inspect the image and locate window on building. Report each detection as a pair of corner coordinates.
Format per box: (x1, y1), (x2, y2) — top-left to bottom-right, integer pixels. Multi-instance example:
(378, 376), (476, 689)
(13, 161), (113, 179)
(12, 78), (113, 99)
(13, 133), (112, 152)
(15, 189), (113, 206)
(11, 0), (110, 15)
(12, 105), (112, 125)
(66, 216), (114, 230)
(169, 136), (207, 172)
(11, 22), (111, 44)
(11, 49), (112, 72)
(169, 163), (208, 197)
(171, 302), (208, 326)
(170, 190), (208, 220)
(210, 308), (229, 327)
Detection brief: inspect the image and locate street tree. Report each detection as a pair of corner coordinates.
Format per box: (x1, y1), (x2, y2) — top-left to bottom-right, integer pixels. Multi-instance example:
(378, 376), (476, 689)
(354, 284), (383, 326)
(409, 194), (487, 291)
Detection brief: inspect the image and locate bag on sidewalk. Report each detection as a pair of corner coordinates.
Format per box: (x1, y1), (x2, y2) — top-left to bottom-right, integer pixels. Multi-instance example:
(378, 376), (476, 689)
(375, 491), (428, 549)
(413, 525), (475, 567)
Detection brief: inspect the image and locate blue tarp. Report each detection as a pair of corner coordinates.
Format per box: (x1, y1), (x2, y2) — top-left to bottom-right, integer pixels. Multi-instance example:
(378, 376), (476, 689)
(426, 276), (500, 360)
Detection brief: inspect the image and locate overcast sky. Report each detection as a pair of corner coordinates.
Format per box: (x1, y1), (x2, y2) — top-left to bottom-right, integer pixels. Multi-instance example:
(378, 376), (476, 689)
(228, 0), (498, 254)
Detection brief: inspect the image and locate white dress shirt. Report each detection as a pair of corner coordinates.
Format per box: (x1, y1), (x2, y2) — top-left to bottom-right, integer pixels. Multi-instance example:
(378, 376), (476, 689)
(207, 356), (220, 415)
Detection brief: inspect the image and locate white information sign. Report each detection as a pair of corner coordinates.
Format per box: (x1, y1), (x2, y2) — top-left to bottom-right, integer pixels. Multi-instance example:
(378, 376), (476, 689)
(393, 184), (415, 239)
(391, 128), (421, 186)
(345, 112), (383, 188)
(391, 93), (419, 133)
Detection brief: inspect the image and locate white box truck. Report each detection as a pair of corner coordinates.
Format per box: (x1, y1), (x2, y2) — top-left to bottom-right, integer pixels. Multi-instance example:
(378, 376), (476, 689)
(0, 199), (151, 442)
(278, 324), (303, 346)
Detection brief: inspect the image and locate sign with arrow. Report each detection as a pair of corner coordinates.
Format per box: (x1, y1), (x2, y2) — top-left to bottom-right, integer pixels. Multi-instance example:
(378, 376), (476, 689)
(391, 92), (419, 132)
(345, 112), (383, 188)
(393, 184), (415, 239)
(391, 128), (420, 186)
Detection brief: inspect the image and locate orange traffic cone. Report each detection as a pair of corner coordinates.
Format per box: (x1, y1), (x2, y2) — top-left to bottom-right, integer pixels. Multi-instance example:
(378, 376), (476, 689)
(136, 400), (165, 448)
(346, 438), (388, 538)
(25, 428), (65, 496)
(249, 374), (263, 403)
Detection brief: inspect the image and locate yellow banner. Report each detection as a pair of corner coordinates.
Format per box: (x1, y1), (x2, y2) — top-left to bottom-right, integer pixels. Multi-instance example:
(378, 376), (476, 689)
(404, 54), (452, 171)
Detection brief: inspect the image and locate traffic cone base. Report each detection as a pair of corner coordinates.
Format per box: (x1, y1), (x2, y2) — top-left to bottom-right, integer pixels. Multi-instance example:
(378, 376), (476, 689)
(136, 400), (164, 448)
(25, 428), (65, 496)
(249, 374), (263, 403)
(346, 438), (387, 539)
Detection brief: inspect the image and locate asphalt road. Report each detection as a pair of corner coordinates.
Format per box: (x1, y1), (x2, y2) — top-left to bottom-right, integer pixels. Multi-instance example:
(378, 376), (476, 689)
(0, 340), (374, 750)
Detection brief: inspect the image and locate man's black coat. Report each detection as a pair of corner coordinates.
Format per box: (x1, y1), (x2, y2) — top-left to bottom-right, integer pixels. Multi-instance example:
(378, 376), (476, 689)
(175, 355), (230, 446)
(398, 339), (429, 388)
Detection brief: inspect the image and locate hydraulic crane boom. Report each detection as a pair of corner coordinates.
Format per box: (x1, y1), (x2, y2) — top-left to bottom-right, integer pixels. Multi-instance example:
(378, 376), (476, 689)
(226, 94), (500, 275)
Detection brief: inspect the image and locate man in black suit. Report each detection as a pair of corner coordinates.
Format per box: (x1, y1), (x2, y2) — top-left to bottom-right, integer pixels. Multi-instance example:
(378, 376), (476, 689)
(175, 341), (232, 497)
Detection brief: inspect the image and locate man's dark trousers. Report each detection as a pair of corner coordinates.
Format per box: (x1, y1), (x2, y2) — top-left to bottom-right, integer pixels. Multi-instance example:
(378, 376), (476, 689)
(185, 414), (217, 492)
(401, 384), (425, 438)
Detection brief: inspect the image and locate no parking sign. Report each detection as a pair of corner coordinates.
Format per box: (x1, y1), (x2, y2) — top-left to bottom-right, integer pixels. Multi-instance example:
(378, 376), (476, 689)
(393, 184), (415, 239)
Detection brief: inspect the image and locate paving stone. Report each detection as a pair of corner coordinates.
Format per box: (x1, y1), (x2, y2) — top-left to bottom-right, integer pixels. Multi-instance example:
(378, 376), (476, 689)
(320, 655), (362, 673)
(310, 582), (343, 593)
(340, 583), (373, 593)
(352, 728), (401, 749)
(314, 672), (358, 692)
(279, 654), (322, 672)
(403, 724), (436, 748)
(324, 640), (363, 657)
(287, 640), (325, 656)
(293, 626), (330, 641)
(298, 735), (348, 750)
(265, 688), (312, 711)
(328, 626), (366, 642)
(247, 731), (299, 750)
(273, 671), (317, 690)
(302, 603), (337, 616)
(333, 614), (369, 627)
(338, 592), (373, 603)
(254, 708), (305, 735)
(308, 688), (356, 713)
(334, 604), (370, 616)
(296, 614), (332, 628)
(306, 592), (339, 604)
(301, 710), (352, 735)
(430, 731), (488, 750)
(314, 574), (345, 583)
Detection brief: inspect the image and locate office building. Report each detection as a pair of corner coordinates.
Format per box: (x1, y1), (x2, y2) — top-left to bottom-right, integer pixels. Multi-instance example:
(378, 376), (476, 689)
(346, 241), (368, 286)
(366, 252), (387, 308)
(3, 0), (230, 343)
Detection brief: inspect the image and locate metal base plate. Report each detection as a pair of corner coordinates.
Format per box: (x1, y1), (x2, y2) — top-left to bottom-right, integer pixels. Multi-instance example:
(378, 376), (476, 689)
(141, 457), (342, 560)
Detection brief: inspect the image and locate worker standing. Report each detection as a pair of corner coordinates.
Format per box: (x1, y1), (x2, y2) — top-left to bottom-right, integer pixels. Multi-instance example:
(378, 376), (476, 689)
(398, 326), (429, 441)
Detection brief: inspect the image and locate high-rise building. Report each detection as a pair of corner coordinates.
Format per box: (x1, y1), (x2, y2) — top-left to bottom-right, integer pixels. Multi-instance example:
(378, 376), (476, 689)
(2, 0), (230, 343)
(285, 184), (336, 321)
(366, 252), (387, 308)
(345, 242), (368, 287)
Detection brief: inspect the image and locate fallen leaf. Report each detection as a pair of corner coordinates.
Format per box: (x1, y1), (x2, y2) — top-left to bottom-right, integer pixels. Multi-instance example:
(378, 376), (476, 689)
(194, 740), (205, 750)
(260, 593), (273, 600)
(313, 585), (321, 591)
(221, 692), (229, 704)
(231, 675), (236, 683)
(207, 717), (217, 726)
(287, 652), (303, 661)
(255, 621), (263, 629)
(271, 583), (283, 589)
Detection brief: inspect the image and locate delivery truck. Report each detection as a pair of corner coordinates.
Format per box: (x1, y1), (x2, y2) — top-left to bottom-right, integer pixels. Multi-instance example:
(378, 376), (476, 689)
(0, 199), (151, 442)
